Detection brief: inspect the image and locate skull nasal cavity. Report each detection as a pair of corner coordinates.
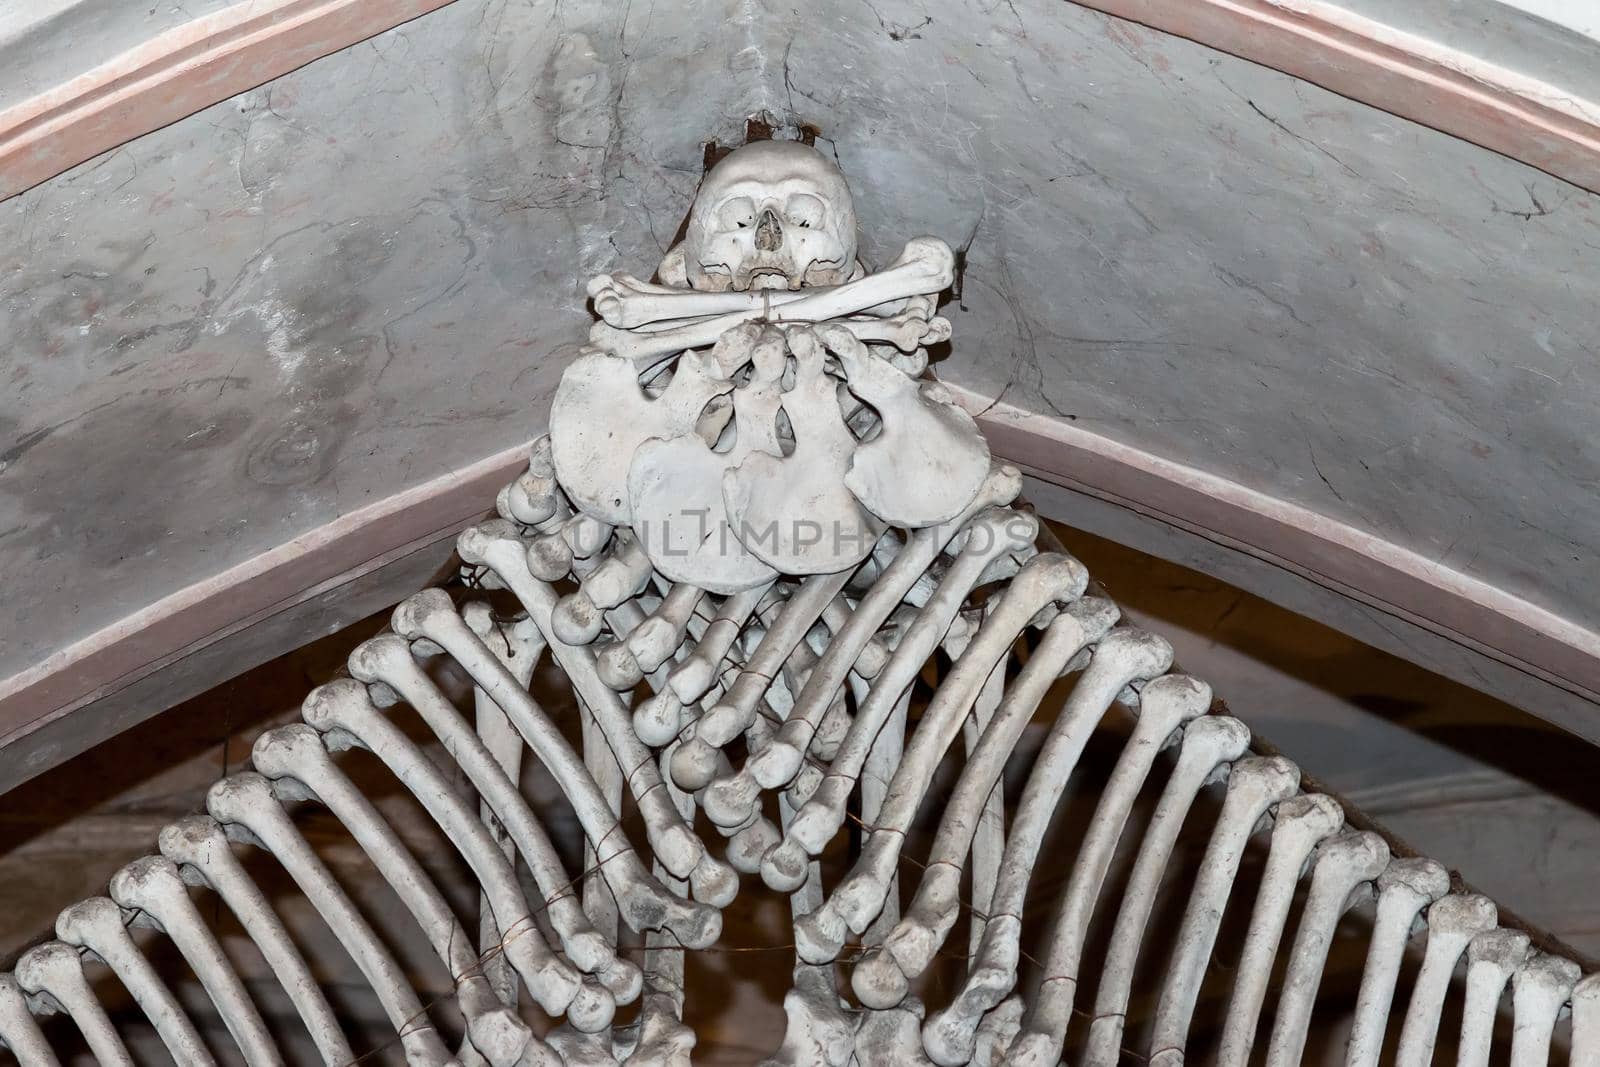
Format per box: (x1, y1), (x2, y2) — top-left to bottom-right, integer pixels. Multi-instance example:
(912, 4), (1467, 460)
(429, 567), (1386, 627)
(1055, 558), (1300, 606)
(755, 209), (782, 252)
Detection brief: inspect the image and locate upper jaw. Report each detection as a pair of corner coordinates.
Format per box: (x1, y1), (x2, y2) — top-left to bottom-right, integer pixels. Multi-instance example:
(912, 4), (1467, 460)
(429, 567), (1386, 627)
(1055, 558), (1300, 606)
(691, 253), (850, 292)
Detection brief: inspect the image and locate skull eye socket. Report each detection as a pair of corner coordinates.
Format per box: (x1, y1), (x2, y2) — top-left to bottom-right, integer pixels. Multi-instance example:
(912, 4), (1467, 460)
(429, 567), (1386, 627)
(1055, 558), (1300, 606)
(718, 197), (757, 231)
(786, 192), (825, 231)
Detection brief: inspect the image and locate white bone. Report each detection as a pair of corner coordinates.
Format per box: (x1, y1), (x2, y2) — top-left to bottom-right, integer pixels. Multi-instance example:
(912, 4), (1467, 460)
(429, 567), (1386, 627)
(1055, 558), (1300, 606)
(294, 680), (618, 1031)
(14, 942), (134, 1067)
(1509, 952), (1579, 1066)
(859, 598), (1045, 962)
(619, 991), (696, 1065)
(497, 437), (563, 528)
(758, 511), (1035, 872)
(816, 324), (991, 528)
(249, 724), (587, 1050)
(819, 594), (888, 682)
(1394, 893), (1499, 1066)
(673, 139), (860, 293)
(1342, 857), (1450, 1067)
(205, 772), (455, 1066)
(628, 584), (705, 674)
(348, 636), (641, 1004)
(922, 625), (1172, 1058)
(1079, 715), (1253, 1067)
(796, 553), (1088, 961)
(764, 793), (855, 1067)
(385, 565), (722, 947)
(1458, 928), (1532, 1067)
(856, 675), (910, 947)
(553, 535), (653, 645)
(394, 588), (734, 906)
(547, 1024), (622, 1067)
(723, 327), (883, 574)
(1003, 674), (1213, 1063)
(108, 855), (284, 1066)
(633, 613), (785, 866)
(551, 343), (737, 525)
(0, 973), (58, 1067)
(590, 237), (955, 370)
(587, 272), (913, 330)
(828, 309), (951, 354)
(955, 640), (1005, 956)
(158, 814), (357, 1065)
(1261, 831), (1391, 1067)
(1211, 793), (1347, 1067)
(736, 468), (1021, 788)
(666, 580), (771, 706)
(697, 573), (856, 824)
(55, 896), (215, 1065)
(1148, 756), (1302, 1057)
(617, 588), (707, 748)
(761, 968), (855, 1066)
(464, 604), (542, 1006)
(962, 995), (1022, 1067)
(853, 1000), (935, 1066)
(1571, 971), (1600, 1066)
(625, 781), (699, 1065)
(581, 686), (626, 986)
(628, 326), (785, 592)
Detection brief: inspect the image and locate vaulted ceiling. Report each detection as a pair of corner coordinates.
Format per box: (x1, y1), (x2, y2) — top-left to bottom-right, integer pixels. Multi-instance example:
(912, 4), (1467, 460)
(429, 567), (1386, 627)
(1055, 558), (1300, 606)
(3, 0), (1599, 781)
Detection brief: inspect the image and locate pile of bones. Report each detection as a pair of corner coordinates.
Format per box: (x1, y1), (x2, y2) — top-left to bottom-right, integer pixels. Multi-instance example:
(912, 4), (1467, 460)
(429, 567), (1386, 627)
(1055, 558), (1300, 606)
(3, 139), (1598, 1067)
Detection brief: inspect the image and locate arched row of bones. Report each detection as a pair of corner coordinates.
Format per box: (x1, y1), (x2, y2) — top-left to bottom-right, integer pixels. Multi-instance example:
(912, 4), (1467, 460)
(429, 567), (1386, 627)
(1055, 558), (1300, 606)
(4, 139), (1598, 1066)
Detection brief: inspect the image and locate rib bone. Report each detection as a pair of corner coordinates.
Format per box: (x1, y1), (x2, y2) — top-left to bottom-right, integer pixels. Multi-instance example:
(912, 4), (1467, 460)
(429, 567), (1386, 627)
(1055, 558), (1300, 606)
(1206, 793), (1347, 1067)
(348, 635), (641, 1003)
(869, 600), (1116, 1004)
(249, 724), (589, 1045)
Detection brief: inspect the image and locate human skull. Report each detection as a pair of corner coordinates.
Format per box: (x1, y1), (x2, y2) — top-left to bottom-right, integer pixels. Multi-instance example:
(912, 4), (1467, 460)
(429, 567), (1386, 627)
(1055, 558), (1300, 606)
(680, 140), (858, 292)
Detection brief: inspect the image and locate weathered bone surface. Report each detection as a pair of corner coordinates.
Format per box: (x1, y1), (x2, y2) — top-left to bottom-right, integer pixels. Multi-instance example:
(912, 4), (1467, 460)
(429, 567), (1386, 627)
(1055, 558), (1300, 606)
(5, 137), (1594, 1066)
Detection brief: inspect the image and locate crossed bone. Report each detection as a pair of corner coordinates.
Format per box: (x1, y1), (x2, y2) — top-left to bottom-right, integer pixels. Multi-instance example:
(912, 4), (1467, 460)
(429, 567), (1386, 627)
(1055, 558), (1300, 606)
(585, 236), (956, 370)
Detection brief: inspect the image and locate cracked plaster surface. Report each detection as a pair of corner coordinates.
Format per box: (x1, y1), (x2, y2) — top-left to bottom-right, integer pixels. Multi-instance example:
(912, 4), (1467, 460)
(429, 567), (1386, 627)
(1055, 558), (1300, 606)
(3, 0), (1599, 683)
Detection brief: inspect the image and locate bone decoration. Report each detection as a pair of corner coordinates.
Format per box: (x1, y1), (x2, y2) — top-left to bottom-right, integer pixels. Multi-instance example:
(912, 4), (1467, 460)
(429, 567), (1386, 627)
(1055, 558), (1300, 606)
(5, 137), (1595, 1066)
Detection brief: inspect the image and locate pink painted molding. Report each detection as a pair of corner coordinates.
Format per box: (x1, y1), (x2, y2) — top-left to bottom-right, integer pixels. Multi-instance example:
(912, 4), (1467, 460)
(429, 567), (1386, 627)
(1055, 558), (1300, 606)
(0, 443), (529, 745)
(8, 394), (1597, 760)
(943, 381), (1600, 704)
(0, 0), (461, 202)
(1068, 0), (1600, 195)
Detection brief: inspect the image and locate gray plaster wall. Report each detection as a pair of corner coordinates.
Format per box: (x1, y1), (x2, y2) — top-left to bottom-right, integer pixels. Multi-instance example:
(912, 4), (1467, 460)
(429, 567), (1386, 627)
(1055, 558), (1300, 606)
(0, 0), (240, 107)
(4, 0), (1600, 698)
(773, 0), (1600, 634)
(2, 0), (740, 680)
